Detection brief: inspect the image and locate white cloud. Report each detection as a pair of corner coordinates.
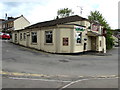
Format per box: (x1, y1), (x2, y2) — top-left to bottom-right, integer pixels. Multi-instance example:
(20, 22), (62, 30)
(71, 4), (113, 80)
(0, 0), (119, 29)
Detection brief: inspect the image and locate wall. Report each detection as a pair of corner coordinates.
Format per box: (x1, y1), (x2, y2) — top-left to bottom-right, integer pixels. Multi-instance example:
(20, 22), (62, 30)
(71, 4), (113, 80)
(66, 20), (90, 28)
(102, 36), (106, 53)
(26, 29), (40, 50)
(58, 28), (72, 53)
(19, 30), (27, 47)
(0, 23), (2, 32)
(14, 16), (30, 30)
(40, 27), (56, 53)
(73, 26), (90, 53)
(12, 31), (18, 43)
(12, 22), (106, 53)
(87, 36), (92, 51)
(96, 36), (106, 53)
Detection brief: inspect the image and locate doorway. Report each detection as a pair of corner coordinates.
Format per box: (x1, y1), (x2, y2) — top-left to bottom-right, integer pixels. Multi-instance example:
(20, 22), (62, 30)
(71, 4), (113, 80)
(26, 34), (30, 47)
(91, 37), (96, 51)
(84, 43), (87, 51)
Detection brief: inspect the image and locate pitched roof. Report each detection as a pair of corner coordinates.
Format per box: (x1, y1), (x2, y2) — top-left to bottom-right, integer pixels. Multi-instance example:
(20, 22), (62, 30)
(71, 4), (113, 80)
(2, 17), (19, 24)
(0, 19), (5, 21)
(26, 15), (89, 29)
(2, 15), (25, 24)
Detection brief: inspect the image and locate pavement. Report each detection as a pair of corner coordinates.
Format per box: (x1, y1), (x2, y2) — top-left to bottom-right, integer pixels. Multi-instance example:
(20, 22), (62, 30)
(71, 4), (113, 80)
(1, 40), (119, 88)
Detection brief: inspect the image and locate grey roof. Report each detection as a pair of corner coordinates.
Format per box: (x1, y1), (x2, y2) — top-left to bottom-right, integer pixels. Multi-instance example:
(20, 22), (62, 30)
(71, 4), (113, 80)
(2, 17), (20, 24)
(26, 15), (89, 29)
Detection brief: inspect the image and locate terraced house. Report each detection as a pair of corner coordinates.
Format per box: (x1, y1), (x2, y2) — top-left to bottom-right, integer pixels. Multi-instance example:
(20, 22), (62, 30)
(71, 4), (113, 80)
(12, 15), (106, 53)
(2, 15), (30, 35)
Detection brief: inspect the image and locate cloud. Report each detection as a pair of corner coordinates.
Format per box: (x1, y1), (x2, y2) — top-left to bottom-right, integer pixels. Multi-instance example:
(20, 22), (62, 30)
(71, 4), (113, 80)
(3, 2), (22, 7)
(0, 0), (119, 29)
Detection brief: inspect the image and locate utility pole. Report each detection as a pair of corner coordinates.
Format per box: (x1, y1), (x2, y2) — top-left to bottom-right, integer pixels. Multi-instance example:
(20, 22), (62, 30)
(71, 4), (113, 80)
(77, 6), (83, 16)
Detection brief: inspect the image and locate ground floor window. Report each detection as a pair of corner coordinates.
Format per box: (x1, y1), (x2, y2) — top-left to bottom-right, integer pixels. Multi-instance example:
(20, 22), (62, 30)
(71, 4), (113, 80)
(100, 40), (102, 47)
(45, 31), (52, 43)
(15, 34), (17, 42)
(24, 33), (26, 40)
(76, 32), (82, 43)
(20, 33), (22, 40)
(31, 32), (37, 43)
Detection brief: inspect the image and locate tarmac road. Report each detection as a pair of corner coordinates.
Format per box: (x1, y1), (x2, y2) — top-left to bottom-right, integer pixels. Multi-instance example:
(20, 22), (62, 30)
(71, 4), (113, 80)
(1, 40), (119, 88)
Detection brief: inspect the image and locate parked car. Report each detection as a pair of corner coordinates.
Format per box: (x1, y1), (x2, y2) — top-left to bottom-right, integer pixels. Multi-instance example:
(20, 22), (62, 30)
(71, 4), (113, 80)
(0, 32), (11, 40)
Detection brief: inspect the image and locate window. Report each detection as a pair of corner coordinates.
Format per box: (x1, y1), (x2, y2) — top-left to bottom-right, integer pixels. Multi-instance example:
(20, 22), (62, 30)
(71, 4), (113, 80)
(31, 32), (37, 43)
(45, 31), (52, 43)
(23, 33), (26, 40)
(100, 41), (102, 47)
(20, 33), (22, 40)
(76, 32), (82, 43)
(15, 34), (17, 42)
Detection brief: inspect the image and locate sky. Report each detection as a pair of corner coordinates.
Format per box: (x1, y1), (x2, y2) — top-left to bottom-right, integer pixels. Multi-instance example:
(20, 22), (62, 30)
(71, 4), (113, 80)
(0, 0), (119, 29)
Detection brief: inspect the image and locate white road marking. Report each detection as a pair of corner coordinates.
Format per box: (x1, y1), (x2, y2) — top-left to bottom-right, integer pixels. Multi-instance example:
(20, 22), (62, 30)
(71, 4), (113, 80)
(59, 79), (90, 90)
(8, 77), (71, 83)
(59, 77), (118, 90)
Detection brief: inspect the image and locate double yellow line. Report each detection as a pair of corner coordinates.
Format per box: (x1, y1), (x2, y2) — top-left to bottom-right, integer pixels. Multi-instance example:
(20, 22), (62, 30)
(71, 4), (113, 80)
(0, 71), (119, 79)
(0, 71), (50, 77)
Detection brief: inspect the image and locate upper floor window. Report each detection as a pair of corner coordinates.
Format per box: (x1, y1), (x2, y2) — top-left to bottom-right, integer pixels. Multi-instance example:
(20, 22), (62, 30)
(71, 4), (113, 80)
(31, 32), (37, 43)
(45, 31), (53, 43)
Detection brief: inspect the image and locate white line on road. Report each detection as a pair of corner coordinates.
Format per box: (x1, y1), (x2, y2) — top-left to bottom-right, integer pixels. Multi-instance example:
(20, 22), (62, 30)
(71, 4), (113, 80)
(58, 79), (90, 90)
(8, 77), (71, 83)
(58, 77), (118, 90)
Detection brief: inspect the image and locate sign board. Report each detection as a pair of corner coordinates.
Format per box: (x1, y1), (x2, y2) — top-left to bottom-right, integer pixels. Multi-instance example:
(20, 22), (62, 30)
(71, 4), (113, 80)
(75, 26), (85, 31)
(63, 37), (68, 46)
(91, 24), (99, 31)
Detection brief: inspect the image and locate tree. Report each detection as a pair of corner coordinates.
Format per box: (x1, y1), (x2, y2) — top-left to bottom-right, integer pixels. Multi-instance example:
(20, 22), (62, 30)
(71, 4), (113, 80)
(57, 8), (74, 18)
(88, 10), (114, 50)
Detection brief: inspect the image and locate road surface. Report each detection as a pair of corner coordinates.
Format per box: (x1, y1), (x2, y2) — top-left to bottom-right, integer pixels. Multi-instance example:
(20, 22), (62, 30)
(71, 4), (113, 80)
(1, 40), (118, 89)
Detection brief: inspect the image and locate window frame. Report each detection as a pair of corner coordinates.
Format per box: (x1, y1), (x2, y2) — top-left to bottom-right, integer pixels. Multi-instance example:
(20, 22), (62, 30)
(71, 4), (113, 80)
(31, 32), (37, 43)
(63, 37), (69, 46)
(76, 32), (82, 44)
(20, 33), (22, 40)
(23, 33), (26, 40)
(100, 40), (102, 47)
(15, 33), (17, 42)
(45, 31), (53, 44)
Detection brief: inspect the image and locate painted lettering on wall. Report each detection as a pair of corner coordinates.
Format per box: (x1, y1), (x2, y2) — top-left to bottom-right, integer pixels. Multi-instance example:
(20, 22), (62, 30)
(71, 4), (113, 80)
(75, 26), (85, 31)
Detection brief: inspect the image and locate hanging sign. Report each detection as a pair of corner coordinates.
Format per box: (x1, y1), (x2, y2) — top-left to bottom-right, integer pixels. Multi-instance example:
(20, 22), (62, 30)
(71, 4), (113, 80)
(75, 26), (85, 31)
(92, 24), (99, 31)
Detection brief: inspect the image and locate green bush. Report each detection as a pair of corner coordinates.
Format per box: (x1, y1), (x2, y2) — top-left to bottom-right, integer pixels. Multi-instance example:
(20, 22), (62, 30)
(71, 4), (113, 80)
(106, 31), (114, 49)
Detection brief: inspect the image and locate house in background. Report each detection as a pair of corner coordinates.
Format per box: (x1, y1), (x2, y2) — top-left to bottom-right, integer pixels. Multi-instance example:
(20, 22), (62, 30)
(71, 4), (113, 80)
(12, 15), (106, 53)
(2, 15), (30, 35)
(0, 19), (5, 32)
